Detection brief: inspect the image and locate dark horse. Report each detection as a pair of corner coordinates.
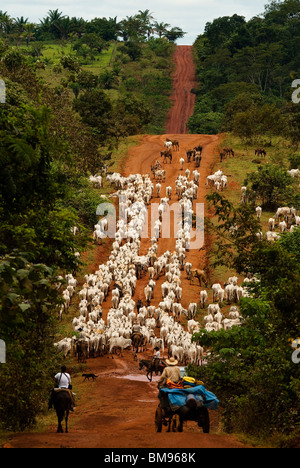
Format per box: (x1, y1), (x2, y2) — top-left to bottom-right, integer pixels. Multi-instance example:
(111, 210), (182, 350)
(75, 340), (88, 362)
(54, 390), (73, 433)
(139, 359), (167, 382)
(160, 151), (172, 164)
(255, 148), (266, 157)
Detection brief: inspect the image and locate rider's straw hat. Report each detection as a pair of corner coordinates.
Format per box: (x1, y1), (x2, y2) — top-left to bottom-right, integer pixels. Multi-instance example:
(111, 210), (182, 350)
(166, 357), (178, 366)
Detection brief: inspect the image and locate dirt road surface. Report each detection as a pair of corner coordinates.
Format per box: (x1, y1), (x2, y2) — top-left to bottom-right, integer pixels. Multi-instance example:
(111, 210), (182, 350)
(166, 46), (197, 134)
(6, 46), (250, 449)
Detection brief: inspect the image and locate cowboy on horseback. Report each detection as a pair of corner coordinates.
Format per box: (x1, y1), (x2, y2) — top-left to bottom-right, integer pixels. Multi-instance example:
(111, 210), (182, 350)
(153, 346), (161, 373)
(131, 320), (143, 344)
(48, 366), (75, 412)
(131, 320), (141, 336)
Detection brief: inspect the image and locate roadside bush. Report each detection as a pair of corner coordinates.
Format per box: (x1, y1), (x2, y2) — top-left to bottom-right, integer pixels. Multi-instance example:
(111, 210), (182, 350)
(65, 179), (104, 228)
(245, 164), (293, 209)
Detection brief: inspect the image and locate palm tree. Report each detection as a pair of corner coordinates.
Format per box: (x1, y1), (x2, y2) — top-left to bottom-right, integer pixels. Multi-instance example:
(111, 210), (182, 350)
(69, 17), (86, 38)
(153, 21), (170, 38)
(0, 11), (14, 37)
(15, 16), (29, 33)
(53, 17), (72, 41)
(39, 16), (51, 34)
(137, 9), (154, 39)
(40, 9), (66, 39)
(47, 9), (65, 24)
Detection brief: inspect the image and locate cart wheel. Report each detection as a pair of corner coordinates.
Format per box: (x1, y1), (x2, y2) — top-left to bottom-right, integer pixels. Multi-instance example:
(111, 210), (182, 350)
(178, 418), (184, 432)
(171, 414), (181, 432)
(155, 407), (163, 433)
(199, 408), (210, 434)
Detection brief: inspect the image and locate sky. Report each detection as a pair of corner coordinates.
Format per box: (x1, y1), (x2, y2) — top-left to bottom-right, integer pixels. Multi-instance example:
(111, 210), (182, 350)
(5, 0), (270, 44)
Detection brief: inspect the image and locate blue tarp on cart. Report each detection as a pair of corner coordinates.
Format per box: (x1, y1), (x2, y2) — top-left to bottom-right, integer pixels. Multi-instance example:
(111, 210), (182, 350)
(159, 386), (219, 412)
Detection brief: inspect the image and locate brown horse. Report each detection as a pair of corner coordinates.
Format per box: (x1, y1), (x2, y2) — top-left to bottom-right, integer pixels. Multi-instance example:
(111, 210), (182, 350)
(161, 151), (172, 164)
(75, 340), (88, 362)
(132, 333), (146, 354)
(172, 140), (180, 151)
(223, 147), (235, 157)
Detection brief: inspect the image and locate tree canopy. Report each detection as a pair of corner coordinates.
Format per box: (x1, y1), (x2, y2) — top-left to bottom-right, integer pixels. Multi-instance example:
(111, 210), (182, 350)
(188, 0), (300, 145)
(0, 9), (186, 44)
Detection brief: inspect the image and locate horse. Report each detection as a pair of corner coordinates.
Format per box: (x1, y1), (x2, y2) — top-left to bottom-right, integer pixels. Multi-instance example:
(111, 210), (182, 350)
(220, 151), (226, 162)
(53, 390), (73, 433)
(132, 333), (146, 355)
(139, 359), (167, 382)
(186, 150), (194, 163)
(161, 151), (172, 164)
(195, 152), (201, 168)
(75, 340), (88, 362)
(190, 269), (208, 287)
(255, 148), (266, 157)
(223, 147), (235, 157)
(194, 145), (203, 155)
(172, 140), (180, 151)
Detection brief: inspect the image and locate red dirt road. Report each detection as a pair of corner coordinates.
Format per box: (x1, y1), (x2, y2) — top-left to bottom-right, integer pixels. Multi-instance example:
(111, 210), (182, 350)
(166, 46), (197, 134)
(5, 47), (250, 449)
(7, 358), (248, 449)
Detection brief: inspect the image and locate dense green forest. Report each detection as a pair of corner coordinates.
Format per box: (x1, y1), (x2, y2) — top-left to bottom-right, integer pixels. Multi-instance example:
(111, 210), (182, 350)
(188, 0), (300, 147)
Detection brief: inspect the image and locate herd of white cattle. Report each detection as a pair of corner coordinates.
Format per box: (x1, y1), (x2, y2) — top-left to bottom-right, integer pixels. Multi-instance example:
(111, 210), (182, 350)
(54, 145), (299, 367)
(241, 186), (299, 243)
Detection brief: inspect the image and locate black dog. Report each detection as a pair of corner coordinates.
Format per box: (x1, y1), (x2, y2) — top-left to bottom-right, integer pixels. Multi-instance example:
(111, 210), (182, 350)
(82, 373), (98, 381)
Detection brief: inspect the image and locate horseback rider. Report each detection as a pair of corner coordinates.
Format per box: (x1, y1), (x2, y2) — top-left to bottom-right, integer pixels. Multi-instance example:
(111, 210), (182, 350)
(131, 320), (143, 345)
(55, 366), (72, 389)
(132, 320), (141, 336)
(153, 346), (161, 373)
(48, 366), (75, 411)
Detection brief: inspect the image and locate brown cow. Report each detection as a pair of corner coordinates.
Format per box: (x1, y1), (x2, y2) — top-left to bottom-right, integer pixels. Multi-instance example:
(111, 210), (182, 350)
(190, 269), (208, 287)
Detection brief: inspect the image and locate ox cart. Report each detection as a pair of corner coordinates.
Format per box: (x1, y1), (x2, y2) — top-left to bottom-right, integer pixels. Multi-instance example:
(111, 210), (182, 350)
(155, 385), (219, 433)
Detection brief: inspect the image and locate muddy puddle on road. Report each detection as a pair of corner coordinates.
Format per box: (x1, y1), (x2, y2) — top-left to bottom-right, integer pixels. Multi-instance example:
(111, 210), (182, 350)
(116, 374), (159, 403)
(116, 374), (160, 382)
